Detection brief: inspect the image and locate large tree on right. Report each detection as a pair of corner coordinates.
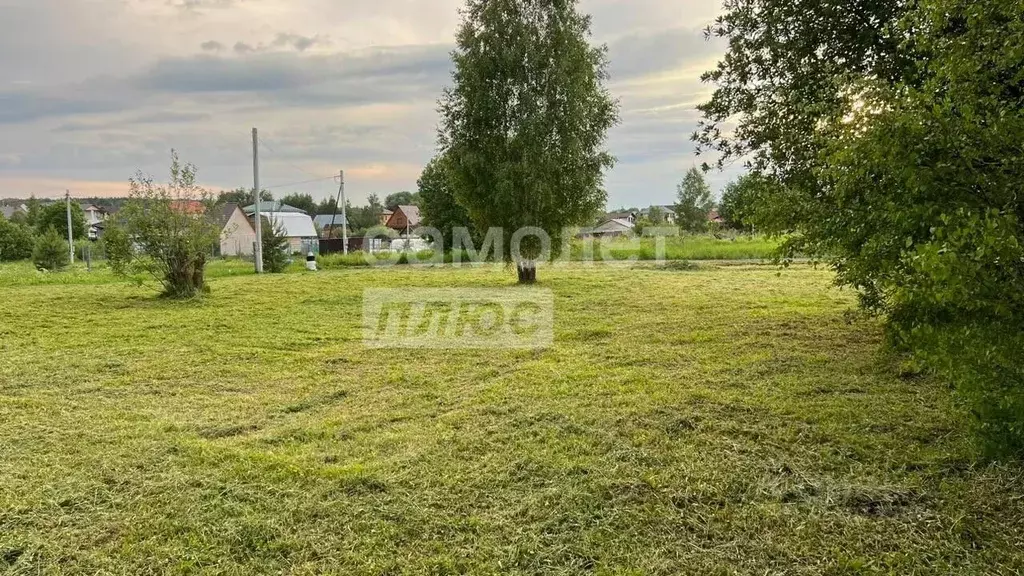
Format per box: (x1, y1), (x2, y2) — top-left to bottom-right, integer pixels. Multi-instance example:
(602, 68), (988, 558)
(439, 0), (618, 284)
(698, 0), (1024, 455)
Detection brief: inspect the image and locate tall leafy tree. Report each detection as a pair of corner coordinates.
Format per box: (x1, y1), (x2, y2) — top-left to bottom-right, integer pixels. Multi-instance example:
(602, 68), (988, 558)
(0, 218), (34, 261)
(694, 0), (909, 181)
(439, 0), (618, 283)
(315, 197), (338, 215)
(35, 201), (86, 242)
(365, 194), (383, 216)
(216, 188), (272, 206)
(346, 201), (383, 234)
(647, 206), (665, 225)
(697, 0), (1024, 454)
(823, 0), (1024, 453)
(279, 193), (317, 214)
(718, 174), (776, 231)
(418, 154), (476, 251)
(674, 168), (714, 233)
(24, 195), (42, 228)
(384, 191), (420, 210)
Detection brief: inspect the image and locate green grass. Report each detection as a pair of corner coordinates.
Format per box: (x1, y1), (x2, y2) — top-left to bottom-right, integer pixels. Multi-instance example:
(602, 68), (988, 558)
(0, 263), (1021, 574)
(577, 234), (782, 261)
(313, 234), (781, 270)
(0, 259), (303, 288)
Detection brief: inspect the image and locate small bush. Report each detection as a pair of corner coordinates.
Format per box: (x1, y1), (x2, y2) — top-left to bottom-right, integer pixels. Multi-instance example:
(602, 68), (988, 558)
(32, 228), (70, 271)
(0, 218), (35, 262)
(905, 321), (1024, 458)
(116, 151), (221, 298)
(102, 222), (133, 275)
(261, 220), (291, 273)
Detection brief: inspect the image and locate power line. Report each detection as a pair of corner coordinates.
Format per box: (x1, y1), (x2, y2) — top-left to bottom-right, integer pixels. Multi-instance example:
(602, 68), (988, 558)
(258, 134), (334, 182)
(262, 175), (338, 190)
(254, 134), (339, 200)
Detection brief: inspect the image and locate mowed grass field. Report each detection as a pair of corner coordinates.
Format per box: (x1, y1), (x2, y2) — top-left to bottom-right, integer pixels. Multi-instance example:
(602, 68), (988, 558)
(0, 263), (1021, 575)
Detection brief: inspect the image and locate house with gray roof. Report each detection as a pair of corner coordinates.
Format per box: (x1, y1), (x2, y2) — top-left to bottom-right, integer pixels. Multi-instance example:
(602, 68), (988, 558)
(215, 203), (256, 256)
(242, 201), (307, 216)
(578, 218), (635, 238)
(1, 204), (28, 220)
(640, 205), (677, 224)
(312, 214), (350, 237)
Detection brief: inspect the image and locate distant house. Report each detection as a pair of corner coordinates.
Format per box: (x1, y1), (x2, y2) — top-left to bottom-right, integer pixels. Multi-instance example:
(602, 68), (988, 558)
(80, 204), (107, 240)
(258, 212), (318, 254)
(606, 211), (638, 224)
(579, 218), (635, 238)
(708, 209), (724, 224)
(215, 203), (256, 256)
(640, 205), (677, 224)
(169, 200), (206, 215)
(1, 204), (28, 220)
(385, 205), (421, 235)
(379, 209), (394, 226)
(81, 204), (105, 224)
(312, 214), (351, 238)
(242, 202), (307, 216)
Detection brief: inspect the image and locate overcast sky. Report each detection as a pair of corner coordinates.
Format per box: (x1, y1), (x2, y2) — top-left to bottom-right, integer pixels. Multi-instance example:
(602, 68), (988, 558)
(0, 0), (740, 208)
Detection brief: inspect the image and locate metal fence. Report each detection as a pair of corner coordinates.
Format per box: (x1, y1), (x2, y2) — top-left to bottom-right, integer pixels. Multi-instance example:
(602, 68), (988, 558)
(319, 237), (388, 255)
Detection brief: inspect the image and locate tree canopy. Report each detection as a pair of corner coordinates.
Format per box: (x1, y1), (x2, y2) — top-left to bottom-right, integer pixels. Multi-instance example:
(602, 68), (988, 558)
(674, 168), (714, 233)
(383, 191), (420, 210)
(279, 193), (317, 215)
(111, 152), (222, 299)
(35, 201), (86, 242)
(418, 154), (476, 251)
(0, 218), (34, 262)
(718, 174), (776, 231)
(439, 0), (618, 282)
(697, 0), (1024, 454)
(216, 188), (272, 206)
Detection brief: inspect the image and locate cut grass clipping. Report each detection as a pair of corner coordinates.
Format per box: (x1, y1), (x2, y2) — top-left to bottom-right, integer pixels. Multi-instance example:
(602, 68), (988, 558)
(0, 263), (1021, 574)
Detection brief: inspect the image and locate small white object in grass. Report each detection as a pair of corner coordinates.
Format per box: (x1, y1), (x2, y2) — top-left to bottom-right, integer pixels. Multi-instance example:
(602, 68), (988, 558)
(305, 252), (317, 271)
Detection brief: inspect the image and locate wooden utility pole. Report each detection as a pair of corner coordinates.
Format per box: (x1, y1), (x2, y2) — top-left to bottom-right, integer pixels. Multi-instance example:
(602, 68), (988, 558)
(340, 170), (348, 255)
(65, 190), (74, 263)
(252, 128), (264, 273)
(329, 170), (348, 255)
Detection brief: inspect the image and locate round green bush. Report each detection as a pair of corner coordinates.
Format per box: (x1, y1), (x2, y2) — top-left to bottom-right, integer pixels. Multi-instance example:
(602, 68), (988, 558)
(33, 227), (70, 271)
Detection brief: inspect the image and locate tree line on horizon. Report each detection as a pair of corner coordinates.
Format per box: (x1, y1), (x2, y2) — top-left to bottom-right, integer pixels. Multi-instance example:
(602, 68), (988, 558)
(0, 197), (94, 270)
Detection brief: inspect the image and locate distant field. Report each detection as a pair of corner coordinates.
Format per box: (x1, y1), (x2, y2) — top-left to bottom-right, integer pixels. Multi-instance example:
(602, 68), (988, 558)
(577, 234), (782, 261)
(0, 263), (1020, 574)
(314, 234), (783, 269)
(0, 259), (266, 288)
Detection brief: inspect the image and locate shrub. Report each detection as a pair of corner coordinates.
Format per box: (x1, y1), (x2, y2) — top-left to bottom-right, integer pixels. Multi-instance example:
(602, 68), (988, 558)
(0, 218), (35, 261)
(910, 322), (1024, 458)
(35, 202), (86, 242)
(102, 221), (133, 275)
(719, 174), (774, 231)
(115, 151), (221, 298)
(696, 0), (1024, 456)
(33, 228), (70, 271)
(261, 220), (291, 273)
